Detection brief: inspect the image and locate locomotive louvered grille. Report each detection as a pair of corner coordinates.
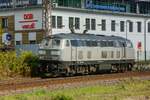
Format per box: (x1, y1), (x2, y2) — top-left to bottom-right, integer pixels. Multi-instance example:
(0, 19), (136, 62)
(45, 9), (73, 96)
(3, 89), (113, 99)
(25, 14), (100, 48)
(87, 51), (91, 59)
(46, 50), (51, 55)
(39, 50), (60, 60)
(42, 50), (51, 59)
(102, 51), (107, 58)
(116, 51), (120, 58)
(111, 51), (114, 58)
(78, 51), (83, 59)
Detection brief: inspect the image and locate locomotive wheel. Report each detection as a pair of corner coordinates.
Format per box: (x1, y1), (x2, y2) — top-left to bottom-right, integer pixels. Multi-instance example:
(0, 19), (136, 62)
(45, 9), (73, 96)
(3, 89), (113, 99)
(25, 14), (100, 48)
(127, 64), (133, 71)
(111, 65), (117, 73)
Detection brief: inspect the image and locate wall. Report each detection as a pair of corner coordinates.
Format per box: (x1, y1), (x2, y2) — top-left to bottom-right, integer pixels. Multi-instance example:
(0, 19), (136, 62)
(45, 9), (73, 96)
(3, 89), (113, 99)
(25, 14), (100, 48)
(14, 8), (44, 45)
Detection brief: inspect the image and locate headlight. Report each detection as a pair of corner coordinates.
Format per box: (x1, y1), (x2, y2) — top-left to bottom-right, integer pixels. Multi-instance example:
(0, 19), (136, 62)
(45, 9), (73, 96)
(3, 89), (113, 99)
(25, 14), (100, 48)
(39, 44), (43, 49)
(39, 50), (46, 55)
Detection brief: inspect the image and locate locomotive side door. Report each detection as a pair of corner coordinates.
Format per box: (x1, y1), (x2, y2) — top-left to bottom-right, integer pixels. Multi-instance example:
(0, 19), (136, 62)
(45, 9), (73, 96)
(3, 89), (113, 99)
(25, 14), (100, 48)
(121, 42), (126, 59)
(71, 40), (77, 62)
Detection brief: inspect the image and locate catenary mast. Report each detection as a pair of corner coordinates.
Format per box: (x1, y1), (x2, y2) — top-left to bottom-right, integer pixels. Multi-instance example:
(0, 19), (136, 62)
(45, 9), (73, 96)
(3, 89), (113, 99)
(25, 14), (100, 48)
(42, 0), (52, 37)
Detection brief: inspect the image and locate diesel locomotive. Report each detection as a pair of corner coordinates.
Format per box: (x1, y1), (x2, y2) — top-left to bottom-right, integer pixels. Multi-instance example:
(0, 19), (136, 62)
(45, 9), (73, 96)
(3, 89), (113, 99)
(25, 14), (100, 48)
(38, 33), (135, 76)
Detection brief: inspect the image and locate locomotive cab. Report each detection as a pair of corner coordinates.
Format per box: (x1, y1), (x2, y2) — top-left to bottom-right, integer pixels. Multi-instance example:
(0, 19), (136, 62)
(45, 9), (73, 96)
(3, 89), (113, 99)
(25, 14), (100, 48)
(38, 37), (62, 61)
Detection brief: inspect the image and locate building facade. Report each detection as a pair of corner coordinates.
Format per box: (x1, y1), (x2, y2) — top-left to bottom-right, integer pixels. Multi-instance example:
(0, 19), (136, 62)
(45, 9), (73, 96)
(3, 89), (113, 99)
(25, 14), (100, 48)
(0, 11), (14, 47)
(0, 8), (44, 47)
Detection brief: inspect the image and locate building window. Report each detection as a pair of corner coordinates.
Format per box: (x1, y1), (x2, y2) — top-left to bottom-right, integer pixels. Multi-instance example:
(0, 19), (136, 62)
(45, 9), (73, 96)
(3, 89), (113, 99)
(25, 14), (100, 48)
(69, 17), (74, 29)
(16, 41), (21, 45)
(15, 33), (22, 45)
(2, 18), (8, 28)
(52, 16), (56, 28)
(29, 40), (36, 44)
(129, 21), (133, 32)
(57, 0), (81, 8)
(75, 17), (80, 29)
(111, 20), (115, 31)
(85, 18), (90, 30)
(69, 17), (80, 30)
(137, 22), (142, 32)
(91, 19), (96, 30)
(57, 16), (62, 29)
(120, 21), (125, 32)
(148, 22), (150, 33)
(101, 19), (106, 31)
(28, 32), (36, 44)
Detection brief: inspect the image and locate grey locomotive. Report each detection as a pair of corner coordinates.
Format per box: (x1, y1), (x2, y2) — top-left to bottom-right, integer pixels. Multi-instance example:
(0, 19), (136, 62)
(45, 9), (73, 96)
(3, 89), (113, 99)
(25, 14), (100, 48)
(38, 33), (135, 76)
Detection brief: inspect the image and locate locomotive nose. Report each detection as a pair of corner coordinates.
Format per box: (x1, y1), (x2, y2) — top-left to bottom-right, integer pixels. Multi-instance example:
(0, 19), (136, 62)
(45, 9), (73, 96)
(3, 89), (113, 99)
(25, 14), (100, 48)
(39, 49), (61, 61)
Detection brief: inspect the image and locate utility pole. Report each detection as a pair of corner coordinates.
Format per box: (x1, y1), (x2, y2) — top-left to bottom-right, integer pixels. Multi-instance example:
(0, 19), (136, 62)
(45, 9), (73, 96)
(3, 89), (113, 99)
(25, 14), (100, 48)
(42, 0), (52, 37)
(12, 0), (16, 8)
(144, 18), (149, 62)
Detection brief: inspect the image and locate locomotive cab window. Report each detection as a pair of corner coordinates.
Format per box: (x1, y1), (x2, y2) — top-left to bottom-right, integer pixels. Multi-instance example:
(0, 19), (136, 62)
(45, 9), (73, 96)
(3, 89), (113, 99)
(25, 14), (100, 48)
(86, 41), (92, 47)
(100, 41), (107, 47)
(78, 40), (83, 47)
(51, 39), (61, 48)
(41, 38), (61, 48)
(41, 38), (49, 46)
(107, 41), (114, 47)
(92, 41), (97, 47)
(97, 41), (101, 47)
(126, 41), (133, 48)
(118, 41), (126, 47)
(71, 40), (78, 47)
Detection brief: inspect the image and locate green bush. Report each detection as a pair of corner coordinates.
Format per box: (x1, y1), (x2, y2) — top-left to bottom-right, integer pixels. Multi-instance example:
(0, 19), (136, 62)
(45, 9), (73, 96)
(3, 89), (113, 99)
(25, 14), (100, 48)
(19, 51), (39, 77)
(52, 95), (73, 100)
(0, 51), (39, 79)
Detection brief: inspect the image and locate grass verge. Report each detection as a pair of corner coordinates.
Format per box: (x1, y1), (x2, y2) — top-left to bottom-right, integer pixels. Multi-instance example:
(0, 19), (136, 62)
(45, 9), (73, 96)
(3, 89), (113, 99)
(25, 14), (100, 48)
(0, 79), (150, 100)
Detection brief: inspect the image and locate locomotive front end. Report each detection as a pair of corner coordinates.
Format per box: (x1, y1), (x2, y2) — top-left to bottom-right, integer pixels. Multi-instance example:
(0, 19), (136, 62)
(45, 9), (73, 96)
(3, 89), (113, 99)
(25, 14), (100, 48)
(38, 37), (62, 61)
(38, 37), (64, 76)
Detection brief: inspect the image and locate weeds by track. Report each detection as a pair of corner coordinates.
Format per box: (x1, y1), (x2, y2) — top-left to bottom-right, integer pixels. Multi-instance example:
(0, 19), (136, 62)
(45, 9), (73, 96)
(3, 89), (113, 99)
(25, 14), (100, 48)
(0, 71), (150, 96)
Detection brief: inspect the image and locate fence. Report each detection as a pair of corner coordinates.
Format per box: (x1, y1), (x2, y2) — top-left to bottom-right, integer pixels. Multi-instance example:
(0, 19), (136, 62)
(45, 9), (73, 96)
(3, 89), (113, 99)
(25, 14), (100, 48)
(136, 51), (150, 61)
(15, 44), (39, 56)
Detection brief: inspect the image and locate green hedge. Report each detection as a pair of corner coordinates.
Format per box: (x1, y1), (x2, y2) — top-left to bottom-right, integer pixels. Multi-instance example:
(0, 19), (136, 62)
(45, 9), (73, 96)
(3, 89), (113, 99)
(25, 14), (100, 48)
(0, 51), (39, 79)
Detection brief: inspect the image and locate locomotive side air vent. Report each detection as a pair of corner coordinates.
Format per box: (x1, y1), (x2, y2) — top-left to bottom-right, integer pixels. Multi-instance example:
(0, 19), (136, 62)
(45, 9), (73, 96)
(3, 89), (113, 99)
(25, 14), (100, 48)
(78, 51), (83, 59)
(87, 51), (91, 59)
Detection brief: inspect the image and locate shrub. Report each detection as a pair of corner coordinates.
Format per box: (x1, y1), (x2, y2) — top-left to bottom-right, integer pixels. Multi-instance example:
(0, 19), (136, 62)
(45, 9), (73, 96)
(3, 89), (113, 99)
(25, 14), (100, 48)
(0, 51), (39, 79)
(52, 95), (73, 100)
(0, 51), (24, 78)
(19, 51), (39, 77)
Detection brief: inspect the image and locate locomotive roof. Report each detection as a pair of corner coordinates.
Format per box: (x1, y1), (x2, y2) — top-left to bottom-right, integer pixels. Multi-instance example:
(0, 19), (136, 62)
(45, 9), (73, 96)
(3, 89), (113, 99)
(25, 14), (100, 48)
(50, 33), (128, 42)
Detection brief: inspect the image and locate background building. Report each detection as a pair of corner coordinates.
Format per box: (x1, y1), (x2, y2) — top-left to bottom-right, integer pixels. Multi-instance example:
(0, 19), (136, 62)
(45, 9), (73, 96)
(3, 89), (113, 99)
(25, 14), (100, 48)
(135, 0), (150, 14)
(0, 0), (150, 14)
(0, 0), (150, 60)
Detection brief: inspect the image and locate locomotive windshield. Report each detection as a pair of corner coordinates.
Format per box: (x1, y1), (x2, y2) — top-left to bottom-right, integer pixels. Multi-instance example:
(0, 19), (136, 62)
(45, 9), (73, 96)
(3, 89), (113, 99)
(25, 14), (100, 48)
(41, 38), (61, 48)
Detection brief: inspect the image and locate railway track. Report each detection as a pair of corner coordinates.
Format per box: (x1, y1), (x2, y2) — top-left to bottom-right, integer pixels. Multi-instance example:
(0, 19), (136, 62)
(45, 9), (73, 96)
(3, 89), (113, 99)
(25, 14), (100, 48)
(0, 71), (150, 96)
